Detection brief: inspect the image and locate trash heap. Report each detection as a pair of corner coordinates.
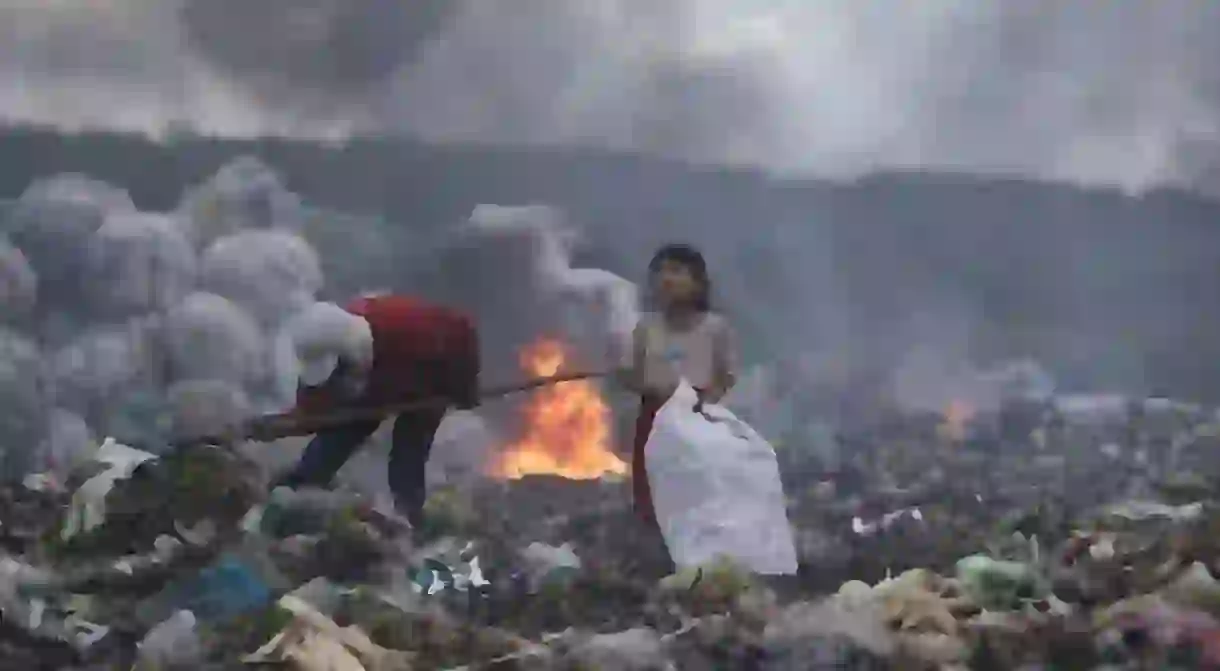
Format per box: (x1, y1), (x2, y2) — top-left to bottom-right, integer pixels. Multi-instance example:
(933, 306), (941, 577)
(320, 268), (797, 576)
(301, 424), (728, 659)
(1, 390), (1220, 669)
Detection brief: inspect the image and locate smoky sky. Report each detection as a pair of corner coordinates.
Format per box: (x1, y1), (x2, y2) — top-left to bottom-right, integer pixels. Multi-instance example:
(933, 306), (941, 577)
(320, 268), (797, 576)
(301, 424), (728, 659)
(4, 1), (1220, 195)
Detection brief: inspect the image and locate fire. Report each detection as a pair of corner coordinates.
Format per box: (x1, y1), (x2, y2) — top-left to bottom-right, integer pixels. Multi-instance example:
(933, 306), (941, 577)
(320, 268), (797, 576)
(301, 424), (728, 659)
(938, 399), (974, 443)
(492, 338), (628, 479)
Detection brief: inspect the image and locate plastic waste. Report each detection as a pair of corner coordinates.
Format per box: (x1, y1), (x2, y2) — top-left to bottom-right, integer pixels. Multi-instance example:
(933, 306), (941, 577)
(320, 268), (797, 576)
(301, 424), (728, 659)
(242, 594), (410, 670)
(1100, 500), (1203, 523)
(61, 438), (158, 540)
(520, 542), (581, 592)
(138, 538), (288, 626)
(0, 558), (111, 652)
(410, 538), (489, 595)
(851, 507), (924, 537)
(288, 578), (355, 616)
(1161, 562), (1220, 617)
(133, 610), (203, 670)
(659, 555), (756, 610)
(113, 535), (184, 575)
(169, 555), (272, 621)
(261, 486), (369, 538)
(0, 557), (55, 618)
(564, 627), (667, 670)
(643, 381), (798, 574)
(955, 554), (1043, 611)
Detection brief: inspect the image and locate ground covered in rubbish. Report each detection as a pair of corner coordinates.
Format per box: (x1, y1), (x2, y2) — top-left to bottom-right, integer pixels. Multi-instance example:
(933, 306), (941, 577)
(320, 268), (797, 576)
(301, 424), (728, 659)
(6, 396), (1220, 670)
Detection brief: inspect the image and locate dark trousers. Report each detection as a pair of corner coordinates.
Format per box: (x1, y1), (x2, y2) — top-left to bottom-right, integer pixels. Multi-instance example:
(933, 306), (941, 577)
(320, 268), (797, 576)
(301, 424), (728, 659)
(276, 410), (445, 523)
(631, 394), (666, 525)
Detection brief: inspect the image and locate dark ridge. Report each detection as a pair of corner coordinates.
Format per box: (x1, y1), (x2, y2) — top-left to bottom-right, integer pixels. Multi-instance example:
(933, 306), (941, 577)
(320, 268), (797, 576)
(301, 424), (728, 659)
(3, 124), (1220, 401)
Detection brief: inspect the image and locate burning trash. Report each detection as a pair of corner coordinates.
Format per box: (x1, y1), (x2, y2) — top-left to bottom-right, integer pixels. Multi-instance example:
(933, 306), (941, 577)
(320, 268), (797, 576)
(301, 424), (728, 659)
(13, 158), (1220, 670)
(492, 338), (627, 480)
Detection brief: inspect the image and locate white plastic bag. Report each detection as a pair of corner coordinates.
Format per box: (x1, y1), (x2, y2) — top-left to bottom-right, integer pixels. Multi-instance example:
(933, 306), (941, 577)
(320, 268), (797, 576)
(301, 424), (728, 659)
(644, 381), (798, 575)
(61, 438), (158, 541)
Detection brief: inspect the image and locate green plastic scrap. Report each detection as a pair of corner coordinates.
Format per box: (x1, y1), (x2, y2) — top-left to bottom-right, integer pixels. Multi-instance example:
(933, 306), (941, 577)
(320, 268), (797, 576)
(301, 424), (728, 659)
(955, 554), (1044, 611)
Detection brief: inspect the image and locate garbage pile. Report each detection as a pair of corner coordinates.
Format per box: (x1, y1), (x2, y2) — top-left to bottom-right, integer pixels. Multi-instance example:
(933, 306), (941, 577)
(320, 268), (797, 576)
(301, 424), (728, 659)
(0, 387), (1218, 669)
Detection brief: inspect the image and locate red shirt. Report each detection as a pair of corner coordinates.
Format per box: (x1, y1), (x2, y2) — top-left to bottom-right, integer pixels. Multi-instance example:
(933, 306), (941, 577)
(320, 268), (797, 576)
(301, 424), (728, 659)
(294, 295), (480, 416)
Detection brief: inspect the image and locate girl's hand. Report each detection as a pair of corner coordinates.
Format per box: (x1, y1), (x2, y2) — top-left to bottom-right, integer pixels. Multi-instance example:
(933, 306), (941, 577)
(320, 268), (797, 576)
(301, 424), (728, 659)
(693, 387), (714, 415)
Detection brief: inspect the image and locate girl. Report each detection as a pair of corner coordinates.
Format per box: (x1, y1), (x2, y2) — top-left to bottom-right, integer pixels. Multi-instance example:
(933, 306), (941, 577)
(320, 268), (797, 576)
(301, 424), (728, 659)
(618, 243), (737, 524)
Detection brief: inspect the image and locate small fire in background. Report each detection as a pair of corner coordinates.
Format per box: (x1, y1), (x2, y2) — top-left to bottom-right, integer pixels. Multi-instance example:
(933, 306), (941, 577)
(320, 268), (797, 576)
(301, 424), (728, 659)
(492, 337), (628, 480)
(938, 399), (975, 443)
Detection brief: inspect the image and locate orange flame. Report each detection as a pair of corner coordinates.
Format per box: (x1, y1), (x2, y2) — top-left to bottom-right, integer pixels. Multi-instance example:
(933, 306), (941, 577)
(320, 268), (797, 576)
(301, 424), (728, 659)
(937, 399), (974, 443)
(492, 338), (628, 479)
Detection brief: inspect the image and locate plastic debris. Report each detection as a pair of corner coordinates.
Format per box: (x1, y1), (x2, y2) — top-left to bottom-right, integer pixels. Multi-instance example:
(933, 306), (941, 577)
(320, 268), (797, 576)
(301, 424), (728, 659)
(133, 610), (202, 670)
(61, 438), (158, 541)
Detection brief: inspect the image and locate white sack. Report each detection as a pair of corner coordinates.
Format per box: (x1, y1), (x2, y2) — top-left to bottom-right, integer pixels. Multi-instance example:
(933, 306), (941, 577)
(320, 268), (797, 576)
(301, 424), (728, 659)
(0, 236), (37, 322)
(200, 229), (322, 328)
(31, 409), (97, 480)
(163, 292), (265, 384)
(86, 211), (197, 316)
(50, 319), (160, 412)
(0, 329), (49, 473)
(61, 438), (158, 540)
(166, 379), (251, 441)
(5, 174), (134, 301)
(644, 381), (798, 575)
(177, 155), (304, 247)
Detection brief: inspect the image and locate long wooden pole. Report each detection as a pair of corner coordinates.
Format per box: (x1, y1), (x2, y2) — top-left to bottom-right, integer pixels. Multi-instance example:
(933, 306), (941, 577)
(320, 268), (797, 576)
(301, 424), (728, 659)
(172, 370), (607, 449)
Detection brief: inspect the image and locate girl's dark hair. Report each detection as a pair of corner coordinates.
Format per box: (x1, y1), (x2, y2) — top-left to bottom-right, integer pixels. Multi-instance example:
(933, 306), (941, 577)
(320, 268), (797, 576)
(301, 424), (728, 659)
(648, 243), (711, 311)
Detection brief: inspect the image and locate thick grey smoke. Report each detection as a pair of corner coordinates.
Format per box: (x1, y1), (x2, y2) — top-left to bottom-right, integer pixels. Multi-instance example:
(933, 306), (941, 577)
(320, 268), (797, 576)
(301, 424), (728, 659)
(3, 2), (1220, 194)
(433, 204), (639, 383)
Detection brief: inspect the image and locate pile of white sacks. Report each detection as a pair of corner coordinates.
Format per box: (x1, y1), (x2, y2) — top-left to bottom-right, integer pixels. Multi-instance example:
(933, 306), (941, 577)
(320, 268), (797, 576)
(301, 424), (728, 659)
(0, 157), (322, 478)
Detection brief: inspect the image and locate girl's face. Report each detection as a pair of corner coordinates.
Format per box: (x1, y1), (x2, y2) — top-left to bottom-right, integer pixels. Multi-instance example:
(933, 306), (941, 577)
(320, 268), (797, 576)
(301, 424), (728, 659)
(652, 259), (700, 309)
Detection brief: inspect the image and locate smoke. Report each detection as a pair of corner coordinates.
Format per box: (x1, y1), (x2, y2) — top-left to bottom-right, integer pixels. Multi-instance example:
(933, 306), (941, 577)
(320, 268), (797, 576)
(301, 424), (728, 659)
(3, 2), (1220, 194)
(433, 204), (638, 383)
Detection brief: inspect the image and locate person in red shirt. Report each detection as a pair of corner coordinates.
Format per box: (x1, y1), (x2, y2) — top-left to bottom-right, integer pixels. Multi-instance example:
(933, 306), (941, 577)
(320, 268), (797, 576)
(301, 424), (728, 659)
(266, 295), (480, 526)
